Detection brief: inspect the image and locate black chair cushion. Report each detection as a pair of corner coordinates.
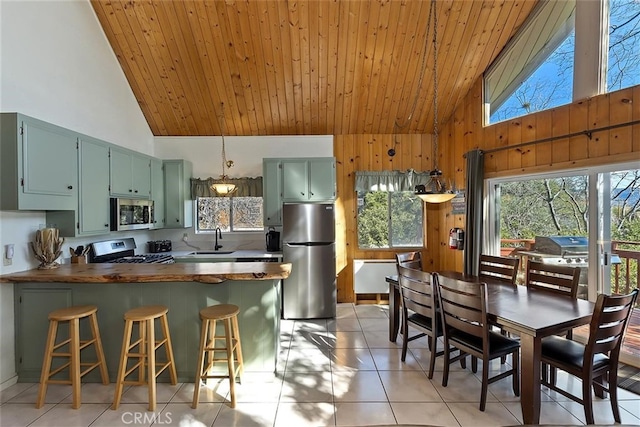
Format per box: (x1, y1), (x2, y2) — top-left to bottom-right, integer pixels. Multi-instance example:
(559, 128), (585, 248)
(449, 329), (520, 355)
(407, 312), (442, 335)
(541, 335), (610, 370)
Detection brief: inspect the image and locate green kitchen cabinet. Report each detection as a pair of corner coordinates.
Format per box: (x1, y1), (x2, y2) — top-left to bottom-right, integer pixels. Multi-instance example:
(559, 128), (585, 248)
(78, 137), (111, 234)
(15, 288), (72, 379)
(0, 113), (78, 211)
(263, 159), (283, 226)
(109, 146), (151, 199)
(150, 157), (165, 229)
(163, 159), (193, 228)
(281, 157), (336, 202)
(46, 136), (112, 237)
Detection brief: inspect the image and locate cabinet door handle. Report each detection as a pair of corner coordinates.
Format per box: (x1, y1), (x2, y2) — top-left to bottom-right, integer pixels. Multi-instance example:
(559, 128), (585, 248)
(134, 190), (138, 193)
(67, 185), (73, 190)
(301, 192), (305, 196)
(104, 224), (109, 228)
(129, 189), (133, 192)
(310, 191), (314, 195)
(176, 219), (180, 222)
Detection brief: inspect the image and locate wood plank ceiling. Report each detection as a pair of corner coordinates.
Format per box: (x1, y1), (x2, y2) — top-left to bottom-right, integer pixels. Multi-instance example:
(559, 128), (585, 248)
(91, 0), (538, 137)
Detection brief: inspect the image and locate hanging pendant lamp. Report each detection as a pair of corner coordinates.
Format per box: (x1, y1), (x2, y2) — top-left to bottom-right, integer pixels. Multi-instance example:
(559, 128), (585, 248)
(415, 0), (456, 203)
(210, 103), (237, 196)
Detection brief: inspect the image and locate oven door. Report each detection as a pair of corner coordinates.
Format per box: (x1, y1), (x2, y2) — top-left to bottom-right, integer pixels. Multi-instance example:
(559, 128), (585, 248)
(110, 198), (153, 231)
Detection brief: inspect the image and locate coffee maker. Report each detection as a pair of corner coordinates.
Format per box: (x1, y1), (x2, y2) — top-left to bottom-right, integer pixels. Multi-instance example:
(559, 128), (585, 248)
(266, 227), (281, 252)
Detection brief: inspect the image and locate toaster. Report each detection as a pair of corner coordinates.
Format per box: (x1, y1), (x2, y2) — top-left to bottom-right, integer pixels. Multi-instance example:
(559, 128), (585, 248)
(147, 240), (172, 253)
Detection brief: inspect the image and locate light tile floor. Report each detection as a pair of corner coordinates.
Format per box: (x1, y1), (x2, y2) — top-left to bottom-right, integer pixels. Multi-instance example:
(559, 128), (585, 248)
(1, 303), (639, 426)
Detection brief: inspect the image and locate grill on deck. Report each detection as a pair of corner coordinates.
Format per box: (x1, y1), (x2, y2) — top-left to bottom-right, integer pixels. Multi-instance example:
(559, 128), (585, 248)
(531, 236), (589, 265)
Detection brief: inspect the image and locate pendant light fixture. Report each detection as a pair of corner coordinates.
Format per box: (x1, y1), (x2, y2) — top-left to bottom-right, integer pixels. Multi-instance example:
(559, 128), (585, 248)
(210, 103), (236, 196)
(415, 0), (456, 204)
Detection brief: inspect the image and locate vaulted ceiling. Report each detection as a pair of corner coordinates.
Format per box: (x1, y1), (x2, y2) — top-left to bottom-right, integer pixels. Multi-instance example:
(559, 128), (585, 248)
(91, 0), (538, 137)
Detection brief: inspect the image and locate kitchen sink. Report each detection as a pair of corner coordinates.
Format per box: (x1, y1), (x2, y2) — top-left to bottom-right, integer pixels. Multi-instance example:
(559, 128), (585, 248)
(188, 251), (235, 255)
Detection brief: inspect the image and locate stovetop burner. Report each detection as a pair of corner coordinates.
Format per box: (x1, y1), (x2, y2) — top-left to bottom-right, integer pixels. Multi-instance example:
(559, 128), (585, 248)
(89, 238), (175, 264)
(107, 254), (175, 264)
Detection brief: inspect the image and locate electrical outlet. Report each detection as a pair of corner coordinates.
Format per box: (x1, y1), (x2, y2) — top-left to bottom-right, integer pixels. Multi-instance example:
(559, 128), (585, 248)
(182, 233), (189, 242)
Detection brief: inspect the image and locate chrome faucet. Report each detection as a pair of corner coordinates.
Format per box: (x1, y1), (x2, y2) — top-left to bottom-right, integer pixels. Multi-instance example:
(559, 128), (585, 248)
(214, 227), (223, 251)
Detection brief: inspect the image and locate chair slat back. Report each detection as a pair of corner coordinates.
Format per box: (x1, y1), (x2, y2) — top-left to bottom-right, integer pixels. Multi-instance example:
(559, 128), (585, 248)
(435, 274), (487, 339)
(526, 260), (580, 299)
(398, 266), (436, 319)
(587, 290), (638, 357)
(479, 254), (519, 285)
(396, 251), (422, 271)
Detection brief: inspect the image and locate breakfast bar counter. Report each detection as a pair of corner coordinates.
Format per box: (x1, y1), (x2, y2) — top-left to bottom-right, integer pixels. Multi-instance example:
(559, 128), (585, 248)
(0, 261), (291, 284)
(2, 262), (291, 383)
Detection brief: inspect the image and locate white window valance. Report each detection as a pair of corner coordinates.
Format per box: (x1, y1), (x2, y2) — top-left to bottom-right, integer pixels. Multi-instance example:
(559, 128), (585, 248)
(354, 169), (432, 192)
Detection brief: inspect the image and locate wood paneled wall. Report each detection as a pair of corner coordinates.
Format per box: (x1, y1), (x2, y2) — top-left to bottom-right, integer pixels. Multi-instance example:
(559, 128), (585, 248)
(333, 134), (465, 303)
(333, 79), (640, 303)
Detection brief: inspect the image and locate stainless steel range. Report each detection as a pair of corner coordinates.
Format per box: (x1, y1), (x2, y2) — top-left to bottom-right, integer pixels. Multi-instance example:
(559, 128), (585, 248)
(88, 237), (174, 264)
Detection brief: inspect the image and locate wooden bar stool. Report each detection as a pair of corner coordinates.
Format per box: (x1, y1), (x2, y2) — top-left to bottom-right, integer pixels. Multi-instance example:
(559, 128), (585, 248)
(192, 304), (244, 409)
(36, 305), (109, 409)
(112, 305), (177, 411)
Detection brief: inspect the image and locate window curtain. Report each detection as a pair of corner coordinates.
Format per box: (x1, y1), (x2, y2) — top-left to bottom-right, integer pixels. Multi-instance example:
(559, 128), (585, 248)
(190, 177), (263, 198)
(354, 169), (432, 192)
(463, 150), (484, 276)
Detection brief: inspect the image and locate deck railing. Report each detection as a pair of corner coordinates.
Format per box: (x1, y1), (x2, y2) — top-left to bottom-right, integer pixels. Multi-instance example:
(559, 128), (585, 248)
(612, 240), (639, 295)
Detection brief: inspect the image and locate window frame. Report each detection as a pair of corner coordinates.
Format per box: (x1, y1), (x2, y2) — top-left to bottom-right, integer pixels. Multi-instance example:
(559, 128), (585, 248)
(356, 190), (426, 250)
(194, 196), (264, 234)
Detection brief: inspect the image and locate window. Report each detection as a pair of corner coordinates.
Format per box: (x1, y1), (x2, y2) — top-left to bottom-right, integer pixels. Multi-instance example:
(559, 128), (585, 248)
(608, 0), (640, 91)
(485, 1), (576, 123)
(485, 0), (640, 124)
(196, 196), (263, 232)
(357, 190), (424, 249)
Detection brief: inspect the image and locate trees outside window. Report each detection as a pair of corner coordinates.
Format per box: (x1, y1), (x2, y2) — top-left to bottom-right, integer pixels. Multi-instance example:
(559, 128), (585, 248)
(357, 191), (424, 249)
(196, 196), (263, 232)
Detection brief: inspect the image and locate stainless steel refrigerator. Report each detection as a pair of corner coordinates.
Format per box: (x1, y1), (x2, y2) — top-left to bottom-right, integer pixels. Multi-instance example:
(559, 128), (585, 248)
(282, 203), (336, 319)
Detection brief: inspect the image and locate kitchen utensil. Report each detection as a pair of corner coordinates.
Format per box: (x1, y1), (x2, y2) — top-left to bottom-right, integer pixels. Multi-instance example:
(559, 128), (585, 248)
(75, 245), (84, 256)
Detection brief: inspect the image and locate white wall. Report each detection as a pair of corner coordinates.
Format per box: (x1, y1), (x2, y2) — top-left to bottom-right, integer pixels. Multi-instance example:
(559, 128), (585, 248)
(154, 135), (333, 178)
(0, 0), (153, 389)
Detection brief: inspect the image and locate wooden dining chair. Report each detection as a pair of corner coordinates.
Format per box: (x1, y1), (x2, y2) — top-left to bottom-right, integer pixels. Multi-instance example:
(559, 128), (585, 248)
(434, 273), (520, 411)
(478, 254), (520, 285)
(395, 252), (422, 337)
(478, 254), (520, 364)
(526, 260), (580, 299)
(395, 251), (422, 270)
(540, 289), (638, 425)
(526, 260), (581, 340)
(397, 265), (442, 379)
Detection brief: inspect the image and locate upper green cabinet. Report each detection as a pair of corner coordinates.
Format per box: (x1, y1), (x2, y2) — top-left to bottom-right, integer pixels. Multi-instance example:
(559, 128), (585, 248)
(263, 159), (283, 226)
(150, 157), (165, 229)
(46, 136), (112, 237)
(78, 137), (111, 235)
(163, 159), (193, 228)
(281, 157), (336, 202)
(262, 157), (336, 226)
(109, 146), (151, 199)
(1, 113), (78, 211)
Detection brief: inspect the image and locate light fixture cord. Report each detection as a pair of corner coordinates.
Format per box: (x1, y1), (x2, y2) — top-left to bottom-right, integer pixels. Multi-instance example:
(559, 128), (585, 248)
(393, 0), (435, 132)
(431, 0), (439, 172)
(219, 103), (227, 178)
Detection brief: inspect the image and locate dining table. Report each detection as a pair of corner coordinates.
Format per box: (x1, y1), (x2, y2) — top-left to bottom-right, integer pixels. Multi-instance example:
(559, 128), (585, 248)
(386, 271), (595, 425)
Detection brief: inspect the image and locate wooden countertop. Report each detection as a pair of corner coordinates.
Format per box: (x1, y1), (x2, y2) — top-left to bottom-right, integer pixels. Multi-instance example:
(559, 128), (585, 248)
(0, 262), (292, 284)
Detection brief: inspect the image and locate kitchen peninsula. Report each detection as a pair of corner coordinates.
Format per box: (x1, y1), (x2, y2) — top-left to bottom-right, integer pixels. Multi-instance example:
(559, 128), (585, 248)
(1, 262), (291, 383)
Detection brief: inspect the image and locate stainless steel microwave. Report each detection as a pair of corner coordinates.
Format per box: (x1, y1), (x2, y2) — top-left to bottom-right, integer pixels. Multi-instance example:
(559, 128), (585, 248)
(110, 198), (153, 231)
